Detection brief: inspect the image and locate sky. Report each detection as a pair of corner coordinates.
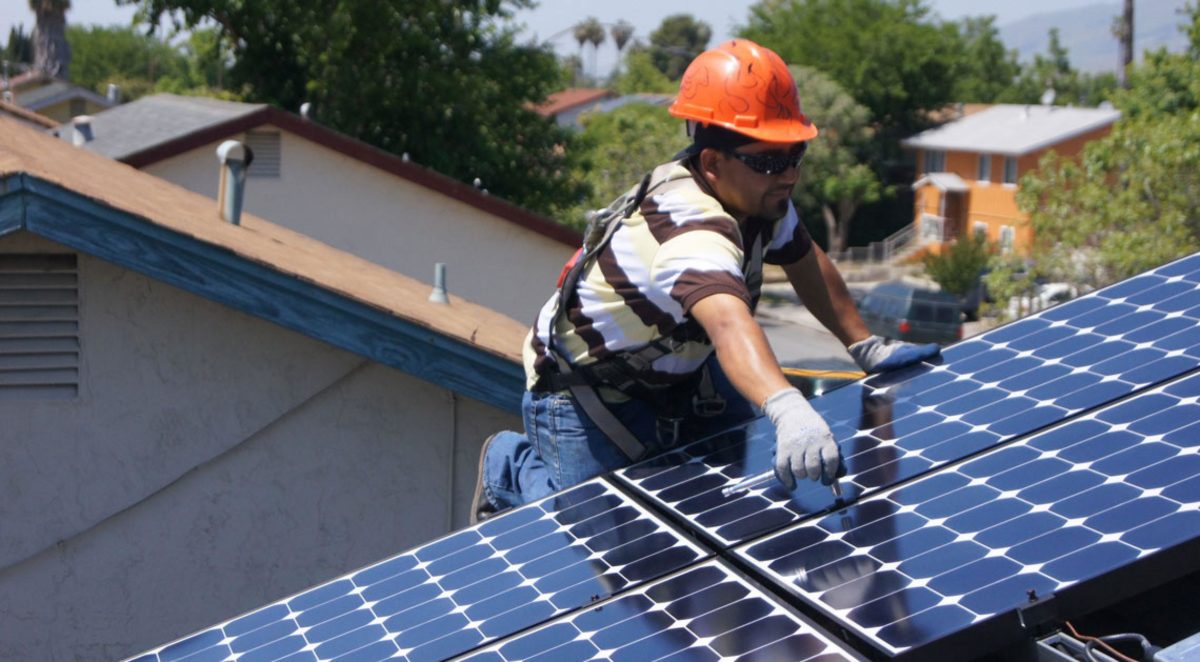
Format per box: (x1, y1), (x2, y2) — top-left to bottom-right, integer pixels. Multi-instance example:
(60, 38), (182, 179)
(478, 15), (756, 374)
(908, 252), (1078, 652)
(2, 0), (1109, 77)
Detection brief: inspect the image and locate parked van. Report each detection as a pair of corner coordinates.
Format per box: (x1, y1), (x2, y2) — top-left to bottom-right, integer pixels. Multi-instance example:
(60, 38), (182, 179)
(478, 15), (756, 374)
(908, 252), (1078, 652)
(857, 280), (963, 344)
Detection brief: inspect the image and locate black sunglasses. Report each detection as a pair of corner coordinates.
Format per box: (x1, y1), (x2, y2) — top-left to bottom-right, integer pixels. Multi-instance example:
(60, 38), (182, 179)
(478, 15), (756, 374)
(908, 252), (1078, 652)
(726, 142), (808, 175)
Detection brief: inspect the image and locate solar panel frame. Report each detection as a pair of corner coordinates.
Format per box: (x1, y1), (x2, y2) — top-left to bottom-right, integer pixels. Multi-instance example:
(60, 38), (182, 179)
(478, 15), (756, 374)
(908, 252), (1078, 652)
(733, 369), (1200, 660)
(130, 479), (710, 662)
(616, 252), (1200, 548)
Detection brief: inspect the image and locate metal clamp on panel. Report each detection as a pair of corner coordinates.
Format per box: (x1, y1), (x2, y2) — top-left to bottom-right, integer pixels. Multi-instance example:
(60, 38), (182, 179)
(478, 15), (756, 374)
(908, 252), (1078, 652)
(1017, 589), (1058, 630)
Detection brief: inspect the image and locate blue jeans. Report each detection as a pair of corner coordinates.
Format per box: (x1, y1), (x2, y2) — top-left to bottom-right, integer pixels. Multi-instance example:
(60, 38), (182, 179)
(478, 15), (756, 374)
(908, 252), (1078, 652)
(482, 356), (755, 510)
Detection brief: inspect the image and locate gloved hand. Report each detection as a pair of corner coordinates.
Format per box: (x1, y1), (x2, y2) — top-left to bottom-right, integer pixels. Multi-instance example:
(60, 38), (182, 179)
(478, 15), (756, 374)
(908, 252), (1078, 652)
(762, 388), (841, 490)
(848, 335), (940, 374)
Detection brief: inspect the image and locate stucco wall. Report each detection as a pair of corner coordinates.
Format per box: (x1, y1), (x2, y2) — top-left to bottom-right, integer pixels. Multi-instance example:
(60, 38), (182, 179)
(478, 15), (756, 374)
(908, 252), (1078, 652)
(0, 233), (520, 660)
(143, 127), (572, 323)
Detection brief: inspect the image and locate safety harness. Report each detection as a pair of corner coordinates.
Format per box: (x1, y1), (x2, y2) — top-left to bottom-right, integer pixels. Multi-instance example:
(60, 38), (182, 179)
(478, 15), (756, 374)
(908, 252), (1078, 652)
(536, 165), (769, 461)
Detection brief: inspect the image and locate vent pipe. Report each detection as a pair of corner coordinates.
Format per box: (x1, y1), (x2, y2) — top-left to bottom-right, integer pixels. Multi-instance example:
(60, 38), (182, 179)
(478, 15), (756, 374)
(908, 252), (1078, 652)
(106, 83), (121, 104)
(216, 140), (254, 225)
(71, 116), (94, 145)
(429, 263), (449, 304)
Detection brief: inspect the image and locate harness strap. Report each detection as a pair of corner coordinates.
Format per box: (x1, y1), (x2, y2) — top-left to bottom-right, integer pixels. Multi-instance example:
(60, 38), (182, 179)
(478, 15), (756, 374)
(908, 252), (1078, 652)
(544, 172), (659, 461)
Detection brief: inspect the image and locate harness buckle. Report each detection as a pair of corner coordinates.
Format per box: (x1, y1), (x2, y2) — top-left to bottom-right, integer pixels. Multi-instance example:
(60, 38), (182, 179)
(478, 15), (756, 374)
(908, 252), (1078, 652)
(693, 393), (727, 417)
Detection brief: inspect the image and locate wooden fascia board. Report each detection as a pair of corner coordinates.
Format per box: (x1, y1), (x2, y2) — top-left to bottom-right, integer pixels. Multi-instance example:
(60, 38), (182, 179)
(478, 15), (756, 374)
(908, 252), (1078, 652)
(15, 175), (523, 413)
(0, 175), (24, 237)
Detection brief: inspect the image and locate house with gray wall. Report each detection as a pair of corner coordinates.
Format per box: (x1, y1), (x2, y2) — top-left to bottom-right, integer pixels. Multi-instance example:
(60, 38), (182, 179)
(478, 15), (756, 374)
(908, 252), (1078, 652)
(0, 117), (526, 659)
(59, 93), (579, 322)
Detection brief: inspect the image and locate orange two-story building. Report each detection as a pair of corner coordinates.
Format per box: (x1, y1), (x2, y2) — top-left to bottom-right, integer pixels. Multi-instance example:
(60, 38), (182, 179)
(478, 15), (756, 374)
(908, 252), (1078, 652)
(902, 104), (1120, 255)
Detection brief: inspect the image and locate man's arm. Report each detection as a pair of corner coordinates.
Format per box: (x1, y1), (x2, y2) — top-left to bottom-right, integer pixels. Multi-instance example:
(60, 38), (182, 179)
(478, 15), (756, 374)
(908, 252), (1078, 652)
(689, 293), (790, 407)
(690, 293), (839, 487)
(782, 243), (941, 373)
(781, 243), (870, 347)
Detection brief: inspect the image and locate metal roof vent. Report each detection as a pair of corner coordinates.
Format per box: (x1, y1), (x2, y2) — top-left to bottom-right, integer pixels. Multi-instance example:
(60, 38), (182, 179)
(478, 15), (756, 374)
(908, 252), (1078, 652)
(429, 263), (449, 304)
(70, 116), (93, 146)
(106, 83), (121, 104)
(216, 140), (254, 225)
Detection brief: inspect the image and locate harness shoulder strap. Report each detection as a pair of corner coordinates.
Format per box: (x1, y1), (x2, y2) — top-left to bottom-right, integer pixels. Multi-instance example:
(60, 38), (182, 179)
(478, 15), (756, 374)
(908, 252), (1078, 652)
(544, 171), (662, 461)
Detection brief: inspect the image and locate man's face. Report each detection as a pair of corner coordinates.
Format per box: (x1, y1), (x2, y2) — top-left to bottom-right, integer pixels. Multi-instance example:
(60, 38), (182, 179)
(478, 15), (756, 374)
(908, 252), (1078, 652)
(707, 140), (805, 221)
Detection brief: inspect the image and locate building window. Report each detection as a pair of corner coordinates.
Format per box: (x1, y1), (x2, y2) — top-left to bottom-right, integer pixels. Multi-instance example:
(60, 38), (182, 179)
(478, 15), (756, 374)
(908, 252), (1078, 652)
(973, 221), (988, 240)
(977, 154), (991, 182)
(924, 150), (946, 174)
(1000, 225), (1015, 254)
(1003, 157), (1018, 184)
(244, 130), (282, 178)
(0, 254), (80, 401)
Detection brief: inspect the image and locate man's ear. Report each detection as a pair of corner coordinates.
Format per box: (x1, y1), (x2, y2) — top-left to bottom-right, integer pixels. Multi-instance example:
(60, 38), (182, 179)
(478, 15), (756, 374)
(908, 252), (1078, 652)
(698, 147), (723, 183)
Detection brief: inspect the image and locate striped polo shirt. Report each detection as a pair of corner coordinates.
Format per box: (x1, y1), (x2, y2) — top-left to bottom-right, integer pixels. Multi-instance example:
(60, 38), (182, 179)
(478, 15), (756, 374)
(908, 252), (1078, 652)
(524, 159), (813, 390)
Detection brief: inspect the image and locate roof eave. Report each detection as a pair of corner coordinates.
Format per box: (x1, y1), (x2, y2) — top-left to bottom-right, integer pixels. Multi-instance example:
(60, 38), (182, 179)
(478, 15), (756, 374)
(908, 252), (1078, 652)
(0, 174), (524, 413)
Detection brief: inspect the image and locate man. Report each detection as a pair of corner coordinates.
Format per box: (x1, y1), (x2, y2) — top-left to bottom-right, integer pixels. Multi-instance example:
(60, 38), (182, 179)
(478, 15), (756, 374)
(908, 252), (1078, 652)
(473, 39), (937, 521)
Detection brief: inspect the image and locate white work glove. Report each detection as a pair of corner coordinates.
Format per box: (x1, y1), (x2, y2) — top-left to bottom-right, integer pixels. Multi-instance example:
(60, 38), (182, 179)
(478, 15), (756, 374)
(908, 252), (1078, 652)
(762, 388), (841, 490)
(848, 335), (940, 374)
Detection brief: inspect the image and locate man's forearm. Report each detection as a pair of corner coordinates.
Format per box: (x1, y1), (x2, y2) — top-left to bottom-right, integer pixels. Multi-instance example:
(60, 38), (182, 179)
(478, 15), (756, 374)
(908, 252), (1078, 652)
(690, 294), (791, 407)
(783, 246), (870, 348)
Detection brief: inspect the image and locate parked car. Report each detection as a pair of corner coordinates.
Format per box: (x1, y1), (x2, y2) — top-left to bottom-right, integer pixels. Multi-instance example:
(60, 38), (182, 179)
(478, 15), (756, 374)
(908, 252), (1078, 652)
(857, 280), (963, 344)
(1005, 282), (1078, 318)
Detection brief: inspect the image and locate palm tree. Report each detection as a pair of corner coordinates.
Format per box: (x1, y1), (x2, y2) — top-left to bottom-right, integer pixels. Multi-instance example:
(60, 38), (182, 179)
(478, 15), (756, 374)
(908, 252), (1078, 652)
(576, 17), (605, 82)
(572, 20), (589, 84)
(610, 20), (634, 75)
(30, 0), (70, 79)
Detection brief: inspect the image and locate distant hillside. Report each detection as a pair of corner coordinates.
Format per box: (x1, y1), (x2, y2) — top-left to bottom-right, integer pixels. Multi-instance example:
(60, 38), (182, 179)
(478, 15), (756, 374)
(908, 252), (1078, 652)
(998, 0), (1189, 73)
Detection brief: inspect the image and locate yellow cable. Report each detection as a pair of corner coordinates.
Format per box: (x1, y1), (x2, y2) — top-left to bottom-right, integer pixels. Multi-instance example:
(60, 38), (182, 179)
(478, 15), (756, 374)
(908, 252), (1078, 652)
(781, 367), (865, 380)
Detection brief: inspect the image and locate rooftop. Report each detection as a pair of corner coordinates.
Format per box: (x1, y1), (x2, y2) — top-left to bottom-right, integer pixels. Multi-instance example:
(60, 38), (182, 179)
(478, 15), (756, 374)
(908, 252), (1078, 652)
(902, 103), (1121, 156)
(67, 93), (580, 247)
(0, 116), (527, 409)
(534, 87), (615, 117)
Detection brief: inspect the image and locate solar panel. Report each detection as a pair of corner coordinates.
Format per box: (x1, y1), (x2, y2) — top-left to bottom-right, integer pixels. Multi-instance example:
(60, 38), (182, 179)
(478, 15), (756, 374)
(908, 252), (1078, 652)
(617, 253), (1200, 547)
(131, 479), (706, 662)
(458, 560), (865, 662)
(736, 369), (1200, 659)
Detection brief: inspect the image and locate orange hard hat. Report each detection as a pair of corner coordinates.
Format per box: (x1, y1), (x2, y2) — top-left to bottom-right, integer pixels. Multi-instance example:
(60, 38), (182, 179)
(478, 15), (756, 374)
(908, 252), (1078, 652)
(669, 39), (817, 144)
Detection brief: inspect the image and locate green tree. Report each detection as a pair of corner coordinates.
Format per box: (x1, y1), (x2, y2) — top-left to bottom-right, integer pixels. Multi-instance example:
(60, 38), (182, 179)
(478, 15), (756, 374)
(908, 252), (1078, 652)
(741, 0), (962, 138)
(4, 25), (33, 65)
(788, 65), (883, 253)
(611, 48), (675, 95)
(574, 16), (605, 82)
(68, 25), (185, 94)
(121, 0), (585, 217)
(66, 25), (234, 100)
(951, 16), (1020, 103)
(922, 234), (992, 295)
(1014, 6), (1200, 291)
(564, 103), (689, 228)
(1016, 113), (1200, 289)
(648, 14), (711, 80)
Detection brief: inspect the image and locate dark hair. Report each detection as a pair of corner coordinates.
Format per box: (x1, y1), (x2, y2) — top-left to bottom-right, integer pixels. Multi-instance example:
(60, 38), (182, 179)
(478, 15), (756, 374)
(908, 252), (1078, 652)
(676, 122), (758, 162)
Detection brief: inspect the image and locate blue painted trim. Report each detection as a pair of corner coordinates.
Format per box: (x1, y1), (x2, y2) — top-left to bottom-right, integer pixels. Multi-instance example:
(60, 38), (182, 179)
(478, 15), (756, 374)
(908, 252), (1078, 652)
(0, 175), (26, 237)
(19, 176), (523, 412)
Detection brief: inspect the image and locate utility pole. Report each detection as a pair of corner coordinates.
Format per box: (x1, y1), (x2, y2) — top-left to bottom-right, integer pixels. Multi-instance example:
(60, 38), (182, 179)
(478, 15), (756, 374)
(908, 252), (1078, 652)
(1115, 0), (1134, 88)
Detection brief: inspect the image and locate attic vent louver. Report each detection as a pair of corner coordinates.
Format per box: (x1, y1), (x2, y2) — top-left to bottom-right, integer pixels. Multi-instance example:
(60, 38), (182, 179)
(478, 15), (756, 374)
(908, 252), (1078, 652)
(244, 130), (281, 178)
(0, 254), (80, 401)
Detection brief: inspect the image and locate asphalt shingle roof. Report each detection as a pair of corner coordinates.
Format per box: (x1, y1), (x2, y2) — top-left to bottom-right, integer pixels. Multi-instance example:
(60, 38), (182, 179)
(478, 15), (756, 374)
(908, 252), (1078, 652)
(74, 93), (266, 159)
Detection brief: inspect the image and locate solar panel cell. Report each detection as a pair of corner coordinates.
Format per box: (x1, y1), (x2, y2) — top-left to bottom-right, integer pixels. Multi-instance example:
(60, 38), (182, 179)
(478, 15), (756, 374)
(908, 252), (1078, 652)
(460, 561), (862, 662)
(135, 479), (705, 662)
(737, 372), (1200, 657)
